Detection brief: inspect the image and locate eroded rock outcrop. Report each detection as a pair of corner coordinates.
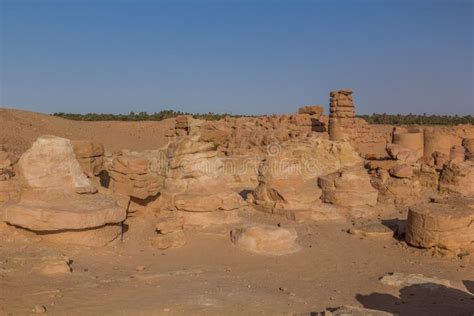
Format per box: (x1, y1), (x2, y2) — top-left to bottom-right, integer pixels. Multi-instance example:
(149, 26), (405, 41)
(72, 140), (105, 177)
(439, 160), (474, 196)
(108, 151), (165, 200)
(159, 137), (242, 226)
(247, 138), (363, 219)
(3, 136), (126, 247)
(318, 166), (378, 207)
(151, 215), (186, 249)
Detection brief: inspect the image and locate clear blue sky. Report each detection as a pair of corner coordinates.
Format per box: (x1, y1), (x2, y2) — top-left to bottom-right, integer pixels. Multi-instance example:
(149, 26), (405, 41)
(1, 0), (473, 115)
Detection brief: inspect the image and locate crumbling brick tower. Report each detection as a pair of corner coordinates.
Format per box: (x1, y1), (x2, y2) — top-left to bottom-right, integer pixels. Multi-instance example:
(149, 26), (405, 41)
(328, 89), (356, 141)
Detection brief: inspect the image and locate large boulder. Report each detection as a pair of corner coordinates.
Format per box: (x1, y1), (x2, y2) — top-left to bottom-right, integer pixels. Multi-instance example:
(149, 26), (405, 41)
(17, 135), (96, 194)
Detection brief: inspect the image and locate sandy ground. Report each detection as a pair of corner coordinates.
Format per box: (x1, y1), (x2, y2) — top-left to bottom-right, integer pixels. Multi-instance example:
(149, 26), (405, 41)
(0, 108), (174, 154)
(0, 209), (473, 316)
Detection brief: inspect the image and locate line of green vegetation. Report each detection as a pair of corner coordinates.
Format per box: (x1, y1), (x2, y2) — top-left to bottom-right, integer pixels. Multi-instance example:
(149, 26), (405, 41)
(52, 110), (473, 125)
(52, 110), (247, 121)
(357, 113), (473, 125)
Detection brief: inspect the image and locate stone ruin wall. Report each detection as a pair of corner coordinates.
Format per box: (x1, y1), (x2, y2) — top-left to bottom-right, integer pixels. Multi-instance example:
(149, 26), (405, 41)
(165, 89), (474, 162)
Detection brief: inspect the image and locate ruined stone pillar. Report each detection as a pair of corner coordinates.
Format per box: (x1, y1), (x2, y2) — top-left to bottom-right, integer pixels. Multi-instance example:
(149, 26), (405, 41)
(423, 129), (451, 158)
(328, 89), (355, 141)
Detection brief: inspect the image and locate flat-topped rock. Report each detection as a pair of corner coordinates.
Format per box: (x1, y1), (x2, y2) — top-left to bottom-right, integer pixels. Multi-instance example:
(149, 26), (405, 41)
(406, 202), (474, 253)
(230, 225), (299, 255)
(349, 223), (394, 238)
(3, 189), (126, 231)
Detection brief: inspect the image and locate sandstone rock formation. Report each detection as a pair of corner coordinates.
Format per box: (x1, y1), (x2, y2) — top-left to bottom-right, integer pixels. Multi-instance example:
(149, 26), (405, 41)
(3, 136), (127, 246)
(423, 129), (452, 159)
(406, 200), (474, 254)
(159, 137), (242, 226)
(108, 151), (165, 200)
(0, 148), (18, 181)
(449, 145), (465, 163)
(318, 166), (378, 207)
(72, 140), (104, 177)
(151, 215), (186, 249)
(392, 127), (424, 159)
(462, 138), (474, 161)
(246, 138), (364, 219)
(439, 160), (474, 196)
(166, 110), (327, 157)
(230, 225), (299, 255)
(298, 105), (323, 117)
(16, 135), (97, 194)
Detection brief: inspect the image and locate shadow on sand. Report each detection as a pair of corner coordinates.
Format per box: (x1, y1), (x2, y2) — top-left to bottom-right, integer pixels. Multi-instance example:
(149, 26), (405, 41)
(356, 281), (474, 316)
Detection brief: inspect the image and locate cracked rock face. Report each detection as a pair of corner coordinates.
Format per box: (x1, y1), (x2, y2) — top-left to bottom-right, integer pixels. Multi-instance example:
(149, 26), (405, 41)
(406, 200), (474, 254)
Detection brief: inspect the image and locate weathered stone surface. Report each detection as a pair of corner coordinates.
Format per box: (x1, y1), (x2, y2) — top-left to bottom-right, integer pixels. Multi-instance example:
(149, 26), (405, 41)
(424, 129), (452, 159)
(365, 160), (399, 171)
(406, 202), (474, 253)
(177, 209), (239, 226)
(449, 145), (465, 162)
(18, 136), (96, 194)
(3, 136), (127, 243)
(371, 169), (422, 205)
(298, 105), (323, 117)
(379, 272), (451, 288)
(4, 190), (126, 231)
(319, 166), (378, 207)
(0, 149), (18, 181)
(439, 160), (474, 196)
(386, 144), (418, 163)
(248, 159), (322, 217)
(462, 138), (474, 161)
(392, 129), (423, 159)
(32, 252), (72, 275)
(72, 140), (104, 176)
(328, 89), (356, 141)
(160, 137), (243, 217)
(389, 164), (413, 178)
(0, 178), (20, 204)
(108, 152), (165, 199)
(155, 216), (184, 234)
(230, 225), (299, 255)
(150, 230), (186, 249)
(39, 224), (123, 247)
(317, 305), (394, 316)
(349, 223), (394, 238)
